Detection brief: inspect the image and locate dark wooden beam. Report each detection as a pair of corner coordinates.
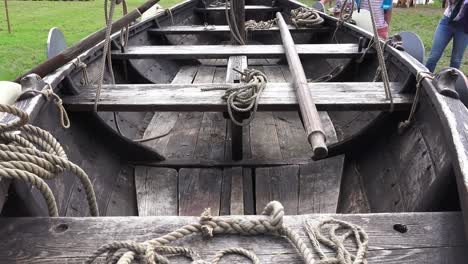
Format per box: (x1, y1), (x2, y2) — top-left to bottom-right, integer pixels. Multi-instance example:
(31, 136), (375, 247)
(0, 212), (466, 263)
(111, 44), (366, 59)
(195, 5), (281, 12)
(231, 0), (246, 43)
(276, 12), (326, 158)
(63, 82), (410, 112)
(147, 25), (330, 35)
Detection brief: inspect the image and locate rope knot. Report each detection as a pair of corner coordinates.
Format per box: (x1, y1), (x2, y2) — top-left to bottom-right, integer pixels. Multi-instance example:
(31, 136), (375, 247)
(200, 208), (214, 238)
(261, 201), (284, 231)
(41, 84), (70, 129)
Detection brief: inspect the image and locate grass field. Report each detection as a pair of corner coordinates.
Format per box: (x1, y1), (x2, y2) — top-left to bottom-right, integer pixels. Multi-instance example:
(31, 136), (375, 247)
(0, 0), (466, 80)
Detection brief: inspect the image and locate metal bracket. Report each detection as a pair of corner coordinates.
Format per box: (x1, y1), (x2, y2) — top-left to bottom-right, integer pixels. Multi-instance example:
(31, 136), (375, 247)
(432, 68), (460, 99)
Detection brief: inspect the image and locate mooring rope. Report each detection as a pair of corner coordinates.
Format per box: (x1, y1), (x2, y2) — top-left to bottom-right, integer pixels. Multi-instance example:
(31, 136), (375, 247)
(85, 201), (368, 264)
(224, 0), (246, 45)
(201, 68), (267, 126)
(366, 0), (393, 112)
(290, 7), (324, 28)
(0, 104), (98, 216)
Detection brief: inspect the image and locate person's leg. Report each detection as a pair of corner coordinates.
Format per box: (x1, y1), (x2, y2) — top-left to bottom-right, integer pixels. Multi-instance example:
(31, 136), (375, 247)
(449, 28), (468, 69)
(426, 16), (454, 72)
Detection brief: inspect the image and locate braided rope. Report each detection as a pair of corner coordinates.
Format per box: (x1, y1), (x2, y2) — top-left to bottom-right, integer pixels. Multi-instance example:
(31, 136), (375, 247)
(85, 201), (368, 264)
(291, 7), (324, 28)
(201, 68), (267, 126)
(0, 104), (98, 216)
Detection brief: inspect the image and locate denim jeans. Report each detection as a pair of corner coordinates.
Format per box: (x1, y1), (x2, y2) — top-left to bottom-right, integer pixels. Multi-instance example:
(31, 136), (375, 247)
(426, 15), (468, 72)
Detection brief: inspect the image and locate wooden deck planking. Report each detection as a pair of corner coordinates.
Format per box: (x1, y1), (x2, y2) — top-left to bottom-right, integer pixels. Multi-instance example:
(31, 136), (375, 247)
(0, 212), (466, 263)
(111, 44), (366, 59)
(134, 65), (200, 216)
(195, 5), (282, 12)
(177, 65), (226, 216)
(64, 82), (410, 112)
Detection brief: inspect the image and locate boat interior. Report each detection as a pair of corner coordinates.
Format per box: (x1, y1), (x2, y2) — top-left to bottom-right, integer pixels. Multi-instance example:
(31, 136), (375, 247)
(0, 0), (467, 262)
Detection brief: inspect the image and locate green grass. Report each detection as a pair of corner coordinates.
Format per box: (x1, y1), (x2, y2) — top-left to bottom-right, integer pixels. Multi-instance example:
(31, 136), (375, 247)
(0, 1), (466, 80)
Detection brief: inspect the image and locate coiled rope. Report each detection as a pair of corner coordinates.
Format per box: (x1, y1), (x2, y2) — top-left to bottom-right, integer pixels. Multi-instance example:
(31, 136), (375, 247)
(84, 201), (368, 264)
(201, 68), (267, 126)
(0, 104), (98, 216)
(290, 7), (324, 28)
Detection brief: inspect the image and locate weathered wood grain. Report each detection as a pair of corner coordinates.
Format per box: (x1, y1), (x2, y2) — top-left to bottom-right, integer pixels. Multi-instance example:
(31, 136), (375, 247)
(178, 168), (223, 216)
(147, 25), (329, 34)
(256, 165), (300, 215)
(111, 44), (366, 59)
(135, 167), (178, 216)
(0, 212), (467, 263)
(64, 82), (409, 112)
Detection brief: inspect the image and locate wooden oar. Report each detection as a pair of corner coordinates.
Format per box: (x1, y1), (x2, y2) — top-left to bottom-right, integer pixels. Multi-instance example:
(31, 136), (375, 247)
(14, 0), (160, 83)
(275, 12), (328, 159)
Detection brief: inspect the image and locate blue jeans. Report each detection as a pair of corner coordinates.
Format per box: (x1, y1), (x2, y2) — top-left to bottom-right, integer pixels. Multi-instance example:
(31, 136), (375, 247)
(426, 16), (468, 72)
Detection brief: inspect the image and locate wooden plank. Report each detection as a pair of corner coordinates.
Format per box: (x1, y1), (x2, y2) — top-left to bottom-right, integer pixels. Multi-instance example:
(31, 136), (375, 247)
(255, 165), (299, 215)
(0, 212), (466, 263)
(148, 25), (329, 34)
(219, 167), (244, 215)
(64, 82), (410, 112)
(135, 167), (178, 216)
(250, 112), (282, 160)
(298, 113), (344, 214)
(178, 168), (223, 216)
(194, 5), (281, 12)
(111, 44), (365, 59)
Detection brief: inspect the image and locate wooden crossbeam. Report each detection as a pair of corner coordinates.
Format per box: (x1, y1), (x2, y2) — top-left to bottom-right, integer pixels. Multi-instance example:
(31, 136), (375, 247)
(63, 82), (410, 112)
(195, 5), (281, 12)
(111, 44), (365, 59)
(147, 25), (330, 35)
(0, 212), (466, 263)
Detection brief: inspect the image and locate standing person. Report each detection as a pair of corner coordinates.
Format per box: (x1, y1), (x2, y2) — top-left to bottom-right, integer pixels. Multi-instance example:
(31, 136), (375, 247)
(425, 0), (468, 72)
(320, 0), (393, 39)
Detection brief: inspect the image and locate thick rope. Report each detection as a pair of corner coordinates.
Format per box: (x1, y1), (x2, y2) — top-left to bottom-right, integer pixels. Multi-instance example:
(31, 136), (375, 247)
(0, 104), (98, 216)
(398, 71), (433, 132)
(291, 7), (324, 28)
(245, 18), (277, 31)
(366, 0), (393, 112)
(331, 0), (355, 43)
(306, 219), (368, 264)
(201, 68), (267, 126)
(85, 201), (368, 264)
(224, 0), (246, 45)
(73, 57), (90, 86)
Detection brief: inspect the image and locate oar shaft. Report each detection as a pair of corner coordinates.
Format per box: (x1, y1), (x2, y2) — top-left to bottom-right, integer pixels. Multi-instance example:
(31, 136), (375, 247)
(14, 0), (160, 82)
(275, 12), (328, 158)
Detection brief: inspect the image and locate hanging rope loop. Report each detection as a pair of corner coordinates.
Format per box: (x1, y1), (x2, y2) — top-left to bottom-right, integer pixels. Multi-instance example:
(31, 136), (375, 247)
(290, 7), (324, 28)
(398, 71), (433, 132)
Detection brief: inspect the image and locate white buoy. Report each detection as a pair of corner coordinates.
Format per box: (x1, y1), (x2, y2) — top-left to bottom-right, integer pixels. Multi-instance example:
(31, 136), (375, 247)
(0, 81), (22, 105)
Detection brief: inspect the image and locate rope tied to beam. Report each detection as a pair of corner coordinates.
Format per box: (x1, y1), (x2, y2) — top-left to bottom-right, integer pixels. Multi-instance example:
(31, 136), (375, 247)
(290, 7), (324, 28)
(398, 71), (433, 133)
(245, 18), (278, 31)
(0, 104), (98, 216)
(201, 68), (267, 126)
(85, 201), (368, 264)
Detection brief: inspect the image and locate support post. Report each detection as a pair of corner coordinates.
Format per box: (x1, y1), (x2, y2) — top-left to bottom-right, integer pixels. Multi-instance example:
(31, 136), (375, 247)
(230, 0), (246, 44)
(4, 0), (11, 34)
(226, 56), (248, 160)
(276, 12), (328, 159)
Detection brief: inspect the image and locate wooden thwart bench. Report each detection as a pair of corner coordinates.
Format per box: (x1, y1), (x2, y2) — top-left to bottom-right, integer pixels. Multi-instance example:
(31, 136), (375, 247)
(194, 5), (282, 12)
(147, 25), (330, 34)
(111, 44), (366, 59)
(63, 82), (409, 112)
(0, 212), (466, 263)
